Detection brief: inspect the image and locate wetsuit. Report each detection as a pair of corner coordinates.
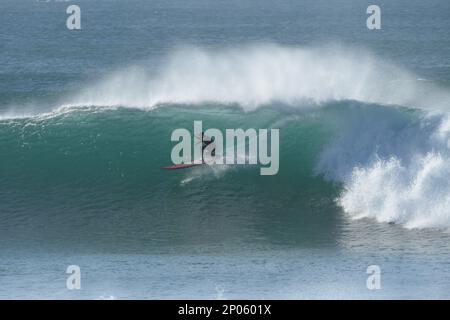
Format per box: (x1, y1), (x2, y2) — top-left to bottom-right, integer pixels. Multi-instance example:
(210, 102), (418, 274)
(201, 133), (215, 162)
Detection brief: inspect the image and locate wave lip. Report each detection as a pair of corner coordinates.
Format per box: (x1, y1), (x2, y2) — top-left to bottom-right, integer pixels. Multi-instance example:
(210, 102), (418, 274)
(3, 43), (450, 120)
(68, 43), (450, 112)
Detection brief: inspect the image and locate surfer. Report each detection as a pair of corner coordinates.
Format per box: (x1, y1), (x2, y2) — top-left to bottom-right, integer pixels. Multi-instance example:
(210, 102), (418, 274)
(200, 132), (215, 163)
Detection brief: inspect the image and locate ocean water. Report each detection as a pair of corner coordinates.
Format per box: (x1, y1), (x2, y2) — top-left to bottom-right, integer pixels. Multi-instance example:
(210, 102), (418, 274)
(1, 0), (450, 299)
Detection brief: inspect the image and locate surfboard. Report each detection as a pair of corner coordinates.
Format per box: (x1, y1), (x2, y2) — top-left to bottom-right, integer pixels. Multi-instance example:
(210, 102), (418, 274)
(161, 163), (203, 170)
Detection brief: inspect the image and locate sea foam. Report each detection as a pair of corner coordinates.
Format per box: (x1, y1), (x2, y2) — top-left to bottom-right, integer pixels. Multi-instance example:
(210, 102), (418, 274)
(68, 43), (450, 111)
(315, 106), (450, 229)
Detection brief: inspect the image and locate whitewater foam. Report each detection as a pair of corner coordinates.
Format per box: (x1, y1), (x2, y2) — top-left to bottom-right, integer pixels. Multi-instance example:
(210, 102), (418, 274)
(316, 107), (450, 229)
(339, 153), (450, 229)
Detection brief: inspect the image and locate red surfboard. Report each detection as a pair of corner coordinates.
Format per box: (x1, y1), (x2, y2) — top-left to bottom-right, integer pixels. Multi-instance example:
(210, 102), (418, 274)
(161, 163), (204, 170)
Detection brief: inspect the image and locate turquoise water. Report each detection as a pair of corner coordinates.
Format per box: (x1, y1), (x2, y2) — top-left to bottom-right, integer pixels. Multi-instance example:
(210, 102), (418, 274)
(1, 0), (450, 299)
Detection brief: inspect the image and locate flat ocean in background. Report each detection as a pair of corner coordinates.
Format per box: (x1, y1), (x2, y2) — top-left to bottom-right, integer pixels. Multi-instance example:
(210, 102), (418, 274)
(1, 0), (450, 299)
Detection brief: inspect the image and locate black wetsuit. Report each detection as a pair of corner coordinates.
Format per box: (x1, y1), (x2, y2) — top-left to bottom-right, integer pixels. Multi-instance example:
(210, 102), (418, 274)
(201, 133), (215, 162)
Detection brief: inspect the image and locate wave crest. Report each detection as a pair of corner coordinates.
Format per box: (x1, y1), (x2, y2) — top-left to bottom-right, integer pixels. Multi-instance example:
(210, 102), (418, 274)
(70, 44), (450, 111)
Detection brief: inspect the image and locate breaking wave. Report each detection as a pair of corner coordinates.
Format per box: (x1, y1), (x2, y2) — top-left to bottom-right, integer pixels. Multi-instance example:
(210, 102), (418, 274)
(2, 44), (450, 230)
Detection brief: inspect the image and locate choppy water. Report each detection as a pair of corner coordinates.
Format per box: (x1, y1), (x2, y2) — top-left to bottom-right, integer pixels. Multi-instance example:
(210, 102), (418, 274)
(1, 0), (450, 299)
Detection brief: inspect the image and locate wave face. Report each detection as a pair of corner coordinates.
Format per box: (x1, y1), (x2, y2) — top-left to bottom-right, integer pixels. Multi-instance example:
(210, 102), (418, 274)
(2, 44), (450, 237)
